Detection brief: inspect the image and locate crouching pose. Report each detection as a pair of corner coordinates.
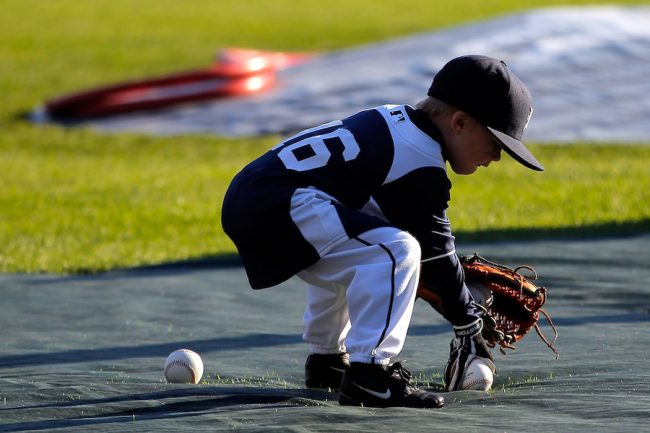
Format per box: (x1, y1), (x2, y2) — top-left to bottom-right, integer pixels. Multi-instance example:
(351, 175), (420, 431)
(221, 55), (542, 408)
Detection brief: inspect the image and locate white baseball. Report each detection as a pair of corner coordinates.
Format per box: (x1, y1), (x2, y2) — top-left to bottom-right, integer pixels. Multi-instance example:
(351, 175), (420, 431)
(461, 357), (494, 391)
(164, 349), (204, 384)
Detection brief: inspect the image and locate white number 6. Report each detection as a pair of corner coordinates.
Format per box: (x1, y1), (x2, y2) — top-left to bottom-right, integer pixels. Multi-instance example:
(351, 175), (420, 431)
(276, 128), (360, 172)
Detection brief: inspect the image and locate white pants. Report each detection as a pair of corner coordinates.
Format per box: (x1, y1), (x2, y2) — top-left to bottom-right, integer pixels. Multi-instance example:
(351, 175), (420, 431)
(292, 188), (421, 365)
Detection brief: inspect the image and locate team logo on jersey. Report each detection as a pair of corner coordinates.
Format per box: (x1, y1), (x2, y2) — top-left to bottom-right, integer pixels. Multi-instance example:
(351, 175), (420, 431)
(390, 109), (405, 123)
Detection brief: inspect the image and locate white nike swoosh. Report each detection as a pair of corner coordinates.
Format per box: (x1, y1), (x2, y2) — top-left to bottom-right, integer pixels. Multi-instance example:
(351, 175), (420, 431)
(329, 367), (345, 373)
(353, 383), (391, 400)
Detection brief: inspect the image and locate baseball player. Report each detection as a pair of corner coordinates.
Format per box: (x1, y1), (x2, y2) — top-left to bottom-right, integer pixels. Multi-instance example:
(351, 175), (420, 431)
(221, 55), (542, 408)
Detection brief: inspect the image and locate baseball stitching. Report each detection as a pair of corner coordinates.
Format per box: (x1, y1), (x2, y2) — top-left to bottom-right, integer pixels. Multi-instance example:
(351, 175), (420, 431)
(461, 378), (491, 390)
(165, 360), (198, 383)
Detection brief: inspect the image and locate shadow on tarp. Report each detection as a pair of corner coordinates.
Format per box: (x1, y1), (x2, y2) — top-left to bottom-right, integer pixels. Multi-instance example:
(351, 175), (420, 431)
(127, 219), (650, 273)
(1, 313), (648, 370)
(454, 219), (650, 243)
(0, 386), (331, 412)
(0, 387), (333, 432)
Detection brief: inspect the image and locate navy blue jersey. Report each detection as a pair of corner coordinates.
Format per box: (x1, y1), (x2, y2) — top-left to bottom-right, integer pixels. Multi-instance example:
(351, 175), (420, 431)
(222, 104), (467, 316)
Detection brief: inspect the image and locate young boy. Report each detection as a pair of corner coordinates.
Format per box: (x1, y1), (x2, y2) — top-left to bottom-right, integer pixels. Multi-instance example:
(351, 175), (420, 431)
(221, 55), (543, 408)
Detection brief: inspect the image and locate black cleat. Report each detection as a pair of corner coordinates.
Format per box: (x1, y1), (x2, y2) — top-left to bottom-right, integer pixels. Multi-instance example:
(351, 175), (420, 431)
(339, 362), (445, 408)
(305, 352), (350, 389)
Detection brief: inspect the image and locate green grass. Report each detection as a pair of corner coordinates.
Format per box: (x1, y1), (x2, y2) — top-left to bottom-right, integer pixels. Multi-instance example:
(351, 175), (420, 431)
(0, 124), (277, 272)
(1, 0), (649, 273)
(449, 144), (650, 241)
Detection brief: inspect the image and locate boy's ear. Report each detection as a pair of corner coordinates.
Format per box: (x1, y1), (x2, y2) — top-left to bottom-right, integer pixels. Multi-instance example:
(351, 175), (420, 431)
(450, 111), (469, 134)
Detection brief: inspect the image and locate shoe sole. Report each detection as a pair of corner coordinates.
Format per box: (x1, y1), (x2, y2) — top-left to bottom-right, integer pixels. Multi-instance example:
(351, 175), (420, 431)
(339, 389), (445, 408)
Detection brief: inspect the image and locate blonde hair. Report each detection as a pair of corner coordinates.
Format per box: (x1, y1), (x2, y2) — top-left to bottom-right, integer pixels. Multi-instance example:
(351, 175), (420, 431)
(415, 97), (456, 119)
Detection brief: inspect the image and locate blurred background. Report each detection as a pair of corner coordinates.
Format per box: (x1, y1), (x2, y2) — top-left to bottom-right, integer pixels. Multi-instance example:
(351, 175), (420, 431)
(1, 0), (649, 274)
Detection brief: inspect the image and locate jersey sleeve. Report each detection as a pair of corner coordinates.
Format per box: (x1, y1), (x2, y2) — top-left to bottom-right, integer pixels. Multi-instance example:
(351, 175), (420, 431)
(372, 166), (455, 260)
(373, 167), (479, 326)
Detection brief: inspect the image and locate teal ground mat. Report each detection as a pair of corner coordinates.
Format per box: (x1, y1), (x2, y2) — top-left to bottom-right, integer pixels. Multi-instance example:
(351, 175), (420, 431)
(1, 235), (649, 432)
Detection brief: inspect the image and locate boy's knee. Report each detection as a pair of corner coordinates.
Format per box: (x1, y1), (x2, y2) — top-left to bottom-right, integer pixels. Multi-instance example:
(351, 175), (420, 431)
(390, 231), (422, 269)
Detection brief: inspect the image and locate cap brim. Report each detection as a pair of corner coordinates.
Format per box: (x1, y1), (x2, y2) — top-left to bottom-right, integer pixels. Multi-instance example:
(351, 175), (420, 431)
(488, 127), (544, 171)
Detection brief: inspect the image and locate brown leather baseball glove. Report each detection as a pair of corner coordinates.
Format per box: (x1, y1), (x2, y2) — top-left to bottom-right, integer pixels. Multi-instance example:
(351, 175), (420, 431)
(461, 253), (559, 357)
(417, 253), (559, 357)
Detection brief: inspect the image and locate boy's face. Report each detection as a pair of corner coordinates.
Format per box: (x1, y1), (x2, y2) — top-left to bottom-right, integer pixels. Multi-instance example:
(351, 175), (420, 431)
(446, 112), (502, 175)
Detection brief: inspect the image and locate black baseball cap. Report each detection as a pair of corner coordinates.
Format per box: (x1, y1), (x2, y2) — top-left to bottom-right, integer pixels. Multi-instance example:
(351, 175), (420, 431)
(428, 55), (543, 171)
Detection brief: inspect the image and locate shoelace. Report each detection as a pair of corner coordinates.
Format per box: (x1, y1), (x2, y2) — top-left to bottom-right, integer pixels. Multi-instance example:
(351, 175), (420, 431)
(388, 362), (412, 384)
